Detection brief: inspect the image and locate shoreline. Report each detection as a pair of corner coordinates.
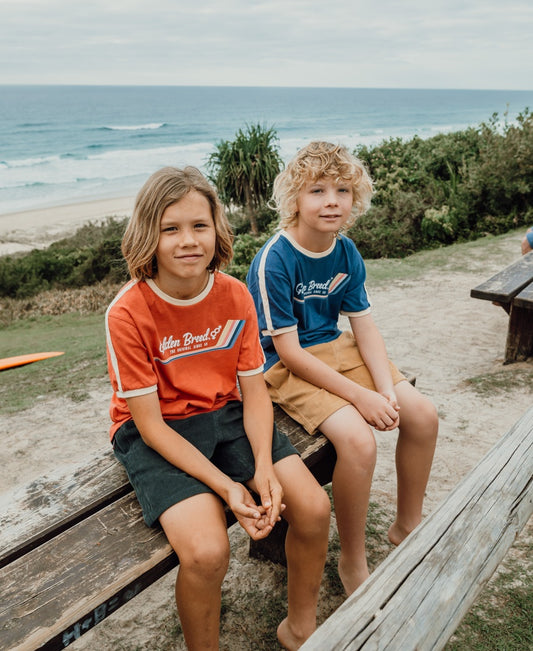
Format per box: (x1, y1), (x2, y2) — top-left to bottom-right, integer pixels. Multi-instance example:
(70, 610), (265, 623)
(0, 196), (135, 256)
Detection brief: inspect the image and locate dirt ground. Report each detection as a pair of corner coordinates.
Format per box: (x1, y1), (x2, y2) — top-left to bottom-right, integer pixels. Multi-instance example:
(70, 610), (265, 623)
(2, 225), (531, 650)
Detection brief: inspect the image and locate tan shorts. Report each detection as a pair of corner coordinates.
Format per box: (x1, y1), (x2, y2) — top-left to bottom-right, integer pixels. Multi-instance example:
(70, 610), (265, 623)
(264, 331), (405, 435)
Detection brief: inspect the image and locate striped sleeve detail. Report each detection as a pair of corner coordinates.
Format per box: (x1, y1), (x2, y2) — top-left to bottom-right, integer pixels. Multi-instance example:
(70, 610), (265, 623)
(237, 364), (264, 377)
(256, 231), (284, 333)
(261, 323), (297, 337)
(117, 385), (158, 399)
(105, 280), (137, 395)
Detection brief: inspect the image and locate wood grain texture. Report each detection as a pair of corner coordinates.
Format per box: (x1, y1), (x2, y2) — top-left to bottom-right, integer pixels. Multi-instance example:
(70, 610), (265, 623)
(300, 405), (533, 651)
(470, 250), (533, 303)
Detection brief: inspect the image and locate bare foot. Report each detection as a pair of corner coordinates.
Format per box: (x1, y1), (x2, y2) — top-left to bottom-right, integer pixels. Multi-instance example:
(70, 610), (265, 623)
(277, 617), (314, 651)
(388, 520), (417, 546)
(337, 554), (370, 596)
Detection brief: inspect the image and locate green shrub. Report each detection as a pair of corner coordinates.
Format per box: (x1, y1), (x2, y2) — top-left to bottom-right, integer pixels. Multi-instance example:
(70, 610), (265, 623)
(226, 231), (271, 282)
(351, 109), (532, 257)
(0, 218), (129, 299)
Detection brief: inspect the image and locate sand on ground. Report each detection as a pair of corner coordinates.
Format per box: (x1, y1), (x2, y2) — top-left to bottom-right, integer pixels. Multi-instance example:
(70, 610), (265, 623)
(0, 196), (135, 256)
(1, 201), (531, 650)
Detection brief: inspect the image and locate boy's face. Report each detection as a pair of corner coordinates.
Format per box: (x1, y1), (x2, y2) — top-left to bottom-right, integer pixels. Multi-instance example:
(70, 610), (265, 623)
(295, 176), (353, 238)
(154, 190), (216, 299)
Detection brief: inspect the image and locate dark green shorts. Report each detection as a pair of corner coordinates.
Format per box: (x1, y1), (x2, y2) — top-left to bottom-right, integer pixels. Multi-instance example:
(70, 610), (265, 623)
(112, 400), (298, 527)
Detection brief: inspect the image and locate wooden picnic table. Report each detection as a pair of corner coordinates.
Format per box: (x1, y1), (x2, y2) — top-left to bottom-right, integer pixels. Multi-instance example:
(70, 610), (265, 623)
(470, 250), (533, 363)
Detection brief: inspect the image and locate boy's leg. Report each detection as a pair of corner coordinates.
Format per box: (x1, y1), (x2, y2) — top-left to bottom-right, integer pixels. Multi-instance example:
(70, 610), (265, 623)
(318, 405), (377, 595)
(259, 455), (330, 651)
(388, 380), (438, 545)
(159, 493), (231, 651)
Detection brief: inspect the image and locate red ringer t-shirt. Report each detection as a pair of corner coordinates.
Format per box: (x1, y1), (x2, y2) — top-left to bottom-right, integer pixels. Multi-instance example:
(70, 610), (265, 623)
(105, 272), (265, 439)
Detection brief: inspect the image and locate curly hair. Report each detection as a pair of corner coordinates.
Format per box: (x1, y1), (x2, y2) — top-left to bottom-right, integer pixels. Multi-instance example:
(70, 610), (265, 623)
(122, 166), (234, 281)
(272, 141), (373, 230)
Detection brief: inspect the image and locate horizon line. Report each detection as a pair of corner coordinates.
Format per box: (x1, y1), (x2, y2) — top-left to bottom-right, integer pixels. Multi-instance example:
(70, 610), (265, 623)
(1, 83), (532, 93)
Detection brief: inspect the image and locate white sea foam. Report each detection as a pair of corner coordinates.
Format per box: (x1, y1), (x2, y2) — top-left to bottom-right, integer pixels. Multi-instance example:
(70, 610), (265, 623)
(104, 123), (166, 131)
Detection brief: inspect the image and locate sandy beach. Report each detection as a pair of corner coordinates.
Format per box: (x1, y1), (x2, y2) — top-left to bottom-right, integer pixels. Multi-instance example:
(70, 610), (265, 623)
(0, 196), (135, 256)
(1, 202), (531, 650)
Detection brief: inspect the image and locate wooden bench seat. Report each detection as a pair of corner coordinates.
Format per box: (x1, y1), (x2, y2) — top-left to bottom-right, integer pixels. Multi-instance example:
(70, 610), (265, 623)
(471, 250), (533, 362)
(0, 407), (335, 651)
(1, 373), (415, 651)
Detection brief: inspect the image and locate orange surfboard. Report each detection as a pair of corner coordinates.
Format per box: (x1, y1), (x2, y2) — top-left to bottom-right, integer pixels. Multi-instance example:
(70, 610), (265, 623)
(0, 351), (65, 371)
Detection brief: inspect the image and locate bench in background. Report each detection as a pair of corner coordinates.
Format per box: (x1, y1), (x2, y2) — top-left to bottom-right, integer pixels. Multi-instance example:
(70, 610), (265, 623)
(471, 250), (533, 363)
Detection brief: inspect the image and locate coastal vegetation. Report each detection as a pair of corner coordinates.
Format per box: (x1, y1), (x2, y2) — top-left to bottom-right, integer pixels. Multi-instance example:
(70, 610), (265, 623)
(0, 109), (531, 299)
(207, 123), (284, 235)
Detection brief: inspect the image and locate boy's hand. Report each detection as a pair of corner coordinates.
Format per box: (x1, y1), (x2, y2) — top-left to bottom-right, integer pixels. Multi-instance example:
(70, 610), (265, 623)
(355, 387), (400, 431)
(253, 465), (285, 526)
(226, 482), (274, 540)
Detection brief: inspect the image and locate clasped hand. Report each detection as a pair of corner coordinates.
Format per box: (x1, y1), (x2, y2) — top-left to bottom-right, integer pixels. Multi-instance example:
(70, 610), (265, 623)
(227, 470), (285, 541)
(356, 387), (400, 431)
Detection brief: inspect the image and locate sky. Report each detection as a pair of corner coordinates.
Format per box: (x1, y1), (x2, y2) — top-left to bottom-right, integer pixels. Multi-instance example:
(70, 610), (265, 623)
(0, 0), (532, 90)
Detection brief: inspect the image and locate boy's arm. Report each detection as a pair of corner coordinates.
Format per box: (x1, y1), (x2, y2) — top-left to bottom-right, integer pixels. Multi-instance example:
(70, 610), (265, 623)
(238, 372), (284, 526)
(125, 392), (273, 539)
(349, 313), (398, 403)
(273, 326), (399, 431)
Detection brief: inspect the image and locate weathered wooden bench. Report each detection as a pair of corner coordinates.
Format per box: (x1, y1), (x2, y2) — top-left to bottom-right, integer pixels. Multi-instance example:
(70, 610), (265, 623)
(0, 406), (335, 651)
(471, 250), (533, 363)
(301, 405), (533, 650)
(1, 373), (416, 651)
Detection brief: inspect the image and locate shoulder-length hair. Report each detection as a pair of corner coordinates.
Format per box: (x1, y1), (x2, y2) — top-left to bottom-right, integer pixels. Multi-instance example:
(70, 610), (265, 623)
(122, 166), (233, 280)
(272, 141), (373, 230)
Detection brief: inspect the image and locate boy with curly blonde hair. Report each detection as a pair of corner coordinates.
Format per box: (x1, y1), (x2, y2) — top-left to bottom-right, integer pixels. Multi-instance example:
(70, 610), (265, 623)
(247, 142), (438, 595)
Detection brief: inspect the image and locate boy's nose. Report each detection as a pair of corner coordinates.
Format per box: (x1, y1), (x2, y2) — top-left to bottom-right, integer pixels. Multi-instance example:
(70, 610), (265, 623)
(324, 191), (338, 206)
(179, 228), (197, 245)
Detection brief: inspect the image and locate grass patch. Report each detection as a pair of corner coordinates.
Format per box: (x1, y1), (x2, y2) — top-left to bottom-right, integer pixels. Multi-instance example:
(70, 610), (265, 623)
(221, 585), (287, 650)
(365, 228), (522, 286)
(0, 312), (107, 414)
(465, 367), (533, 396)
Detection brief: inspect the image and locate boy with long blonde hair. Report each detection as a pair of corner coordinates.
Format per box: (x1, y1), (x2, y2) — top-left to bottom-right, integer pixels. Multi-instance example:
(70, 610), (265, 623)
(106, 166), (330, 649)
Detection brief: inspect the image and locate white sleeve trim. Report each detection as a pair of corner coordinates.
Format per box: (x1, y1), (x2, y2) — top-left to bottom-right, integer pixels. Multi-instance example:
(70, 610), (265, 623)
(257, 232), (283, 332)
(261, 324), (298, 337)
(117, 385), (158, 399)
(340, 306), (372, 318)
(237, 365), (264, 377)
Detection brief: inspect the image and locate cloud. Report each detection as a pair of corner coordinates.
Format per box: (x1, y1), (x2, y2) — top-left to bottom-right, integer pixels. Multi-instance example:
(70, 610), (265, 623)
(0, 0), (531, 88)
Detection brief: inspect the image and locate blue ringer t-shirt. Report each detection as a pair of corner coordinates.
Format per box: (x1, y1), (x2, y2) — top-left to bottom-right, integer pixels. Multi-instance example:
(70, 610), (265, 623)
(246, 230), (371, 371)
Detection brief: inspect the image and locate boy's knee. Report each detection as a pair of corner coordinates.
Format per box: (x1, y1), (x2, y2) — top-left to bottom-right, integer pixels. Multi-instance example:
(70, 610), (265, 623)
(180, 537), (230, 579)
(312, 487), (332, 524)
(290, 486), (331, 537)
(344, 427), (377, 467)
(402, 395), (439, 443)
(420, 398), (439, 435)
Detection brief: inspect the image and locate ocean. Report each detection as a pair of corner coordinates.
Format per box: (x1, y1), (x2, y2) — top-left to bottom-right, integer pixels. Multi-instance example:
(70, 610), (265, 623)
(1, 85), (533, 216)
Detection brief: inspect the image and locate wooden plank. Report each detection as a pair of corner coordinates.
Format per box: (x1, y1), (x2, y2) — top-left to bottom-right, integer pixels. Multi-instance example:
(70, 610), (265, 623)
(513, 280), (533, 309)
(0, 411), (331, 650)
(0, 411), (330, 569)
(0, 493), (178, 651)
(0, 447), (130, 567)
(470, 250), (533, 303)
(301, 405), (533, 651)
